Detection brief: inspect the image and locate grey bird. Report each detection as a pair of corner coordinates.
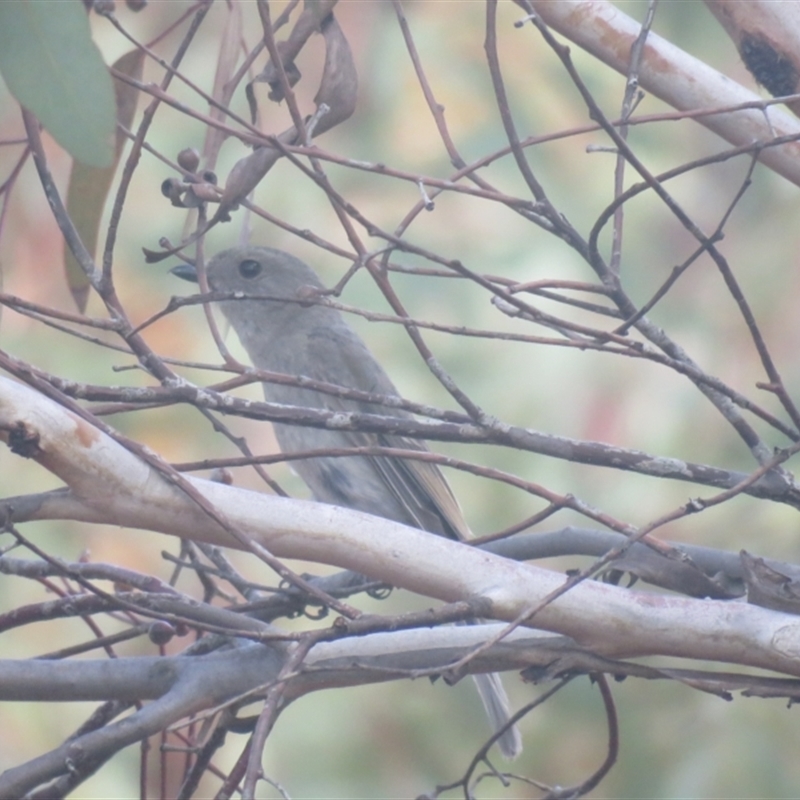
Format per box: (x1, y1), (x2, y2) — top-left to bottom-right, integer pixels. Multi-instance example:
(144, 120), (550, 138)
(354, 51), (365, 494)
(173, 245), (522, 759)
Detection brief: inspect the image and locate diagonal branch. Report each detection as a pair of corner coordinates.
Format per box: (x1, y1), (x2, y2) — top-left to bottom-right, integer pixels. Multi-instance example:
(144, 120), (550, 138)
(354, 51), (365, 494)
(3, 376), (800, 678)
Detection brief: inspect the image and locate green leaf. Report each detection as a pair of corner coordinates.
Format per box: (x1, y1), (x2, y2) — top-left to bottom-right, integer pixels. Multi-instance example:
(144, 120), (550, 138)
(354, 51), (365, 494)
(0, 0), (116, 167)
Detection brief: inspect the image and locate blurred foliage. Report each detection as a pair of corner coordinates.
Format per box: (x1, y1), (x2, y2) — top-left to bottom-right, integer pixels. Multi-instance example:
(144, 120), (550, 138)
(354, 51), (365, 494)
(2, 1), (800, 797)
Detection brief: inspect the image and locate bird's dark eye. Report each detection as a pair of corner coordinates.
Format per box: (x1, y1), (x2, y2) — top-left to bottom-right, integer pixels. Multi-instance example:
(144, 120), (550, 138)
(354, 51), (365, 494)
(238, 259), (262, 279)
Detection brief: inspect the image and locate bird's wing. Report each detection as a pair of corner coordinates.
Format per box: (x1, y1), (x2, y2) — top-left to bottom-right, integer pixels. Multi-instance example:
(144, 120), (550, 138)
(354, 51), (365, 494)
(306, 325), (472, 540)
(369, 434), (472, 541)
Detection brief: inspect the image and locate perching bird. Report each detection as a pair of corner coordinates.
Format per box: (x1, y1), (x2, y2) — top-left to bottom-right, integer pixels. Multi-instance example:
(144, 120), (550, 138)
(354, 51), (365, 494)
(173, 245), (521, 758)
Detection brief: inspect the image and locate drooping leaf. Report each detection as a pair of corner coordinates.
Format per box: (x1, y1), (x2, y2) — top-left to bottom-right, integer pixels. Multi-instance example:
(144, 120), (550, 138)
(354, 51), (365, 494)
(215, 136), (288, 222)
(64, 48), (144, 310)
(249, 0), (338, 107)
(228, 2), (355, 220)
(0, 0), (116, 167)
(313, 14), (357, 136)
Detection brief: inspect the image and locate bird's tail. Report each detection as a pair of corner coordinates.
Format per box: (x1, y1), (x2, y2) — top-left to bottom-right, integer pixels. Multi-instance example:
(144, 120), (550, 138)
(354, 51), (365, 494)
(471, 671), (523, 759)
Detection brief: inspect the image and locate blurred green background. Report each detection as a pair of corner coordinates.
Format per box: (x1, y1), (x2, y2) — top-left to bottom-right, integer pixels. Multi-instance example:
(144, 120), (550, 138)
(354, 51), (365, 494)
(2, 1), (800, 797)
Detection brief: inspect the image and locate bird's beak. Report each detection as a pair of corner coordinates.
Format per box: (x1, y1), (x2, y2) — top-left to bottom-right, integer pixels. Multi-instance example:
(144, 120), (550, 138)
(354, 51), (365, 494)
(170, 263), (199, 283)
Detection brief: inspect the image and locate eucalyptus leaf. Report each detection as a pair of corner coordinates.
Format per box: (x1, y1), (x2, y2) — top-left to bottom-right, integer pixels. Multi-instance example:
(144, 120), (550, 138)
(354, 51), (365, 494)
(0, 0), (116, 167)
(64, 49), (144, 311)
